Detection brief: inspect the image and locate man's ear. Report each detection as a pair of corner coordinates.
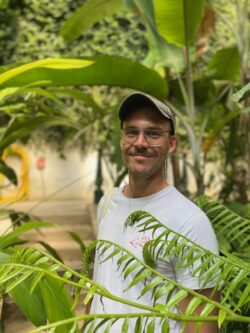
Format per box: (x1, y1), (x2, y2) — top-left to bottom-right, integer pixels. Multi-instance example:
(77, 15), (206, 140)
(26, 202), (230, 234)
(168, 135), (177, 153)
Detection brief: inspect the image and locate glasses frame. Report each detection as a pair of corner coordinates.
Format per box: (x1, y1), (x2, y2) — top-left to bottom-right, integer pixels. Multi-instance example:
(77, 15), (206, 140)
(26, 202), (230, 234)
(120, 127), (172, 147)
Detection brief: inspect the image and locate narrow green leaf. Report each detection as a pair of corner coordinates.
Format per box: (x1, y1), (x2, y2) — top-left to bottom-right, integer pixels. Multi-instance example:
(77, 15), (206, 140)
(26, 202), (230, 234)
(232, 82), (250, 102)
(146, 318), (155, 333)
(30, 272), (45, 294)
(140, 276), (163, 297)
(161, 318), (170, 333)
(218, 309), (227, 328)
(153, 283), (175, 302)
(165, 290), (188, 310)
(185, 296), (203, 315)
(122, 318), (129, 333)
(123, 261), (141, 279)
(124, 268), (152, 291)
(61, 0), (127, 41)
(101, 248), (122, 263)
(83, 286), (98, 305)
(199, 303), (215, 317)
(68, 231), (86, 252)
(134, 317), (143, 333)
(117, 253), (131, 266)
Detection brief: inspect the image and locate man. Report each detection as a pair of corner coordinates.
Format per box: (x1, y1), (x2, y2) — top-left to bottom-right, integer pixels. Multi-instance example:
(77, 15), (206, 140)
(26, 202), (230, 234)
(90, 92), (220, 332)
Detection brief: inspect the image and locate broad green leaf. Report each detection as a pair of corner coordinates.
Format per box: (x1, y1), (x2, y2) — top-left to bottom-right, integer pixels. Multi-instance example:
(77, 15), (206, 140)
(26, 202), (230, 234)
(0, 159), (17, 185)
(232, 82), (250, 102)
(127, 0), (184, 72)
(9, 274), (47, 326)
(61, 0), (127, 41)
(0, 56), (168, 99)
(0, 59), (93, 85)
(39, 275), (79, 333)
(207, 47), (240, 83)
(154, 0), (206, 47)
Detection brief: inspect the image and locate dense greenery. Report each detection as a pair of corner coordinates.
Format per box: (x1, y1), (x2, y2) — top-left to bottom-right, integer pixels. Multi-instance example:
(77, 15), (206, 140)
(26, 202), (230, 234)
(0, 197), (249, 332)
(0, 1), (249, 332)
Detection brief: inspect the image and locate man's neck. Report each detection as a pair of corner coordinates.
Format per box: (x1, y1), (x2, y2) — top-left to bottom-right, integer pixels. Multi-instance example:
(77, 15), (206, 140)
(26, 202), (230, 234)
(124, 176), (168, 198)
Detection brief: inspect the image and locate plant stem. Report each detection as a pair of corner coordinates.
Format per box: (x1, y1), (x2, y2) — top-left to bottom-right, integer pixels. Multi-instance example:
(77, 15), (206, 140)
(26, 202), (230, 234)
(182, 0), (195, 123)
(27, 312), (250, 333)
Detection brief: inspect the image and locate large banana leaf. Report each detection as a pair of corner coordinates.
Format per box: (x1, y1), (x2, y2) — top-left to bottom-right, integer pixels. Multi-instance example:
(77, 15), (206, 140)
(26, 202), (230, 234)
(0, 57), (167, 99)
(132, 0), (184, 72)
(61, 0), (127, 41)
(154, 0), (206, 47)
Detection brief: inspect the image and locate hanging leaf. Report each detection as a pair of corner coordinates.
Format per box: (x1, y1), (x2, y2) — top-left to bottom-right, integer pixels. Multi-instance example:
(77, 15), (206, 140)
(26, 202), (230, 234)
(154, 0), (206, 47)
(61, 0), (127, 41)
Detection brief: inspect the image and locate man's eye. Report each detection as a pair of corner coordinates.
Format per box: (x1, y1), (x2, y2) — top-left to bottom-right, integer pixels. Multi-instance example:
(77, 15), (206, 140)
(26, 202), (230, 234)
(146, 130), (162, 138)
(125, 129), (138, 137)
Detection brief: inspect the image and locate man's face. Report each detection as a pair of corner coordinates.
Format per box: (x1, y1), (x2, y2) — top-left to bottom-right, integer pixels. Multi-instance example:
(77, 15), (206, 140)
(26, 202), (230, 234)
(120, 107), (176, 180)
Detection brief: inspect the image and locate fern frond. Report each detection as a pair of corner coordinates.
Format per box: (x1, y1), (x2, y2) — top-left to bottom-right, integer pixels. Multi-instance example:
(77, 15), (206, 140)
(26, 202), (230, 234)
(125, 210), (250, 311)
(195, 196), (250, 252)
(92, 238), (232, 319)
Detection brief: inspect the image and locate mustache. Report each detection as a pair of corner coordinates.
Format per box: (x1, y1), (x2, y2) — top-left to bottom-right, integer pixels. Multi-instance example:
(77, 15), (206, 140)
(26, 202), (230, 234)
(128, 150), (155, 157)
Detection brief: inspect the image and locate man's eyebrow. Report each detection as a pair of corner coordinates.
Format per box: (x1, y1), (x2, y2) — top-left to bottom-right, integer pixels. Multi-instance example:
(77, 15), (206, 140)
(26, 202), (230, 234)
(123, 126), (166, 130)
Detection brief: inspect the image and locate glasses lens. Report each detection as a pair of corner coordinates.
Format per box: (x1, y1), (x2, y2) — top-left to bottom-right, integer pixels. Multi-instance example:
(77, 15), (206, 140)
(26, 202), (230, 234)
(121, 129), (166, 146)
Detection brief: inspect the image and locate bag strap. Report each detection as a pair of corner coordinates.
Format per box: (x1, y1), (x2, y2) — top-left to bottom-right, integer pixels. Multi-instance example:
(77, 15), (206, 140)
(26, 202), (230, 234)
(100, 187), (117, 221)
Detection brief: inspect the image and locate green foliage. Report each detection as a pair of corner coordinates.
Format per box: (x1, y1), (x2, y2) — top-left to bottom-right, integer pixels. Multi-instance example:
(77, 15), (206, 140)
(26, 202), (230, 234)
(0, 197), (249, 332)
(207, 47), (241, 82)
(154, 0), (205, 47)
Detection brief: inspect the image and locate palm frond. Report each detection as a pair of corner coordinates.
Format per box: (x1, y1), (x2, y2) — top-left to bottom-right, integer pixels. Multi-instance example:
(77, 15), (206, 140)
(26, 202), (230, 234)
(195, 196), (250, 253)
(124, 210), (250, 312)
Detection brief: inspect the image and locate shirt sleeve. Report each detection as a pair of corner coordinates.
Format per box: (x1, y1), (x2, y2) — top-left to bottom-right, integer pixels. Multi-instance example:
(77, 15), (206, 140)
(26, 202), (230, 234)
(175, 210), (219, 289)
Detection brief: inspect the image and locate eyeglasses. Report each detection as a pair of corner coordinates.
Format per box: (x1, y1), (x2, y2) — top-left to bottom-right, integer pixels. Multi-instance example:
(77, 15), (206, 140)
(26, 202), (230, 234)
(121, 128), (171, 146)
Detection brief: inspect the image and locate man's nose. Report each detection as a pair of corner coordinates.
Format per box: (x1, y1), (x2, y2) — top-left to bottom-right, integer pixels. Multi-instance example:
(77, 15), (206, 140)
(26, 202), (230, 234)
(134, 132), (148, 147)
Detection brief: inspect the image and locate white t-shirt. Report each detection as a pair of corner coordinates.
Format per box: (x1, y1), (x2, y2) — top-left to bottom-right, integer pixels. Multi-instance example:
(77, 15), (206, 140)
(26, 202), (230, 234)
(90, 186), (219, 332)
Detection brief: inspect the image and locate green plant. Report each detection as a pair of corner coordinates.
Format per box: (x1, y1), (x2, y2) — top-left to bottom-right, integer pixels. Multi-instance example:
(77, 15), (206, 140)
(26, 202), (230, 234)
(0, 196), (249, 332)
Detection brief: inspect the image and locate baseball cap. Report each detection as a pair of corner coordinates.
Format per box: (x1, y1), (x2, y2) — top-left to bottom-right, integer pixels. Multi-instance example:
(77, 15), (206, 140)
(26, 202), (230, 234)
(119, 92), (176, 134)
